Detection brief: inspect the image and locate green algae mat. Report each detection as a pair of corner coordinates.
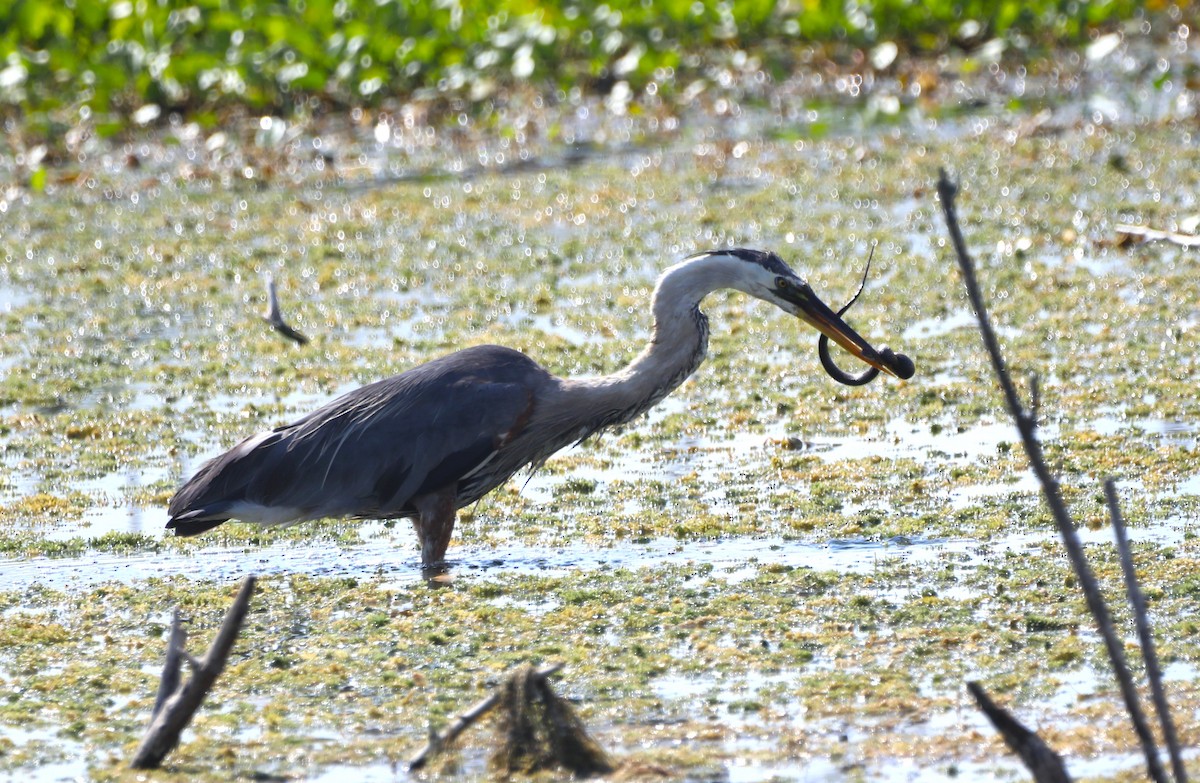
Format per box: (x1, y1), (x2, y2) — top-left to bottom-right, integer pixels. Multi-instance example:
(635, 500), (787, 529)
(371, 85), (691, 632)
(1, 116), (1200, 781)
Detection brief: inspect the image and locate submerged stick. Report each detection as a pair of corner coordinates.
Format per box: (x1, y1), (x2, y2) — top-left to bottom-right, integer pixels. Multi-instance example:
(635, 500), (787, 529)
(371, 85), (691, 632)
(131, 576), (257, 770)
(937, 169), (1168, 783)
(967, 682), (1072, 783)
(263, 274), (309, 345)
(1114, 224), (1200, 249)
(408, 662), (564, 772)
(1106, 480), (1187, 783)
(150, 610), (186, 720)
(494, 663), (613, 776)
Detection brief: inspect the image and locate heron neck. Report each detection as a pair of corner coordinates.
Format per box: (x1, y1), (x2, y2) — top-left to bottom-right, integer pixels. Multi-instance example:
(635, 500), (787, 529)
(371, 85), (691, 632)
(566, 256), (732, 429)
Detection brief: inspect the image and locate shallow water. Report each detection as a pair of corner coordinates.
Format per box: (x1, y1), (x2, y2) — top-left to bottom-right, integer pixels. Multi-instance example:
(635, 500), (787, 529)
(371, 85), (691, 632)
(2, 516), (1184, 596)
(2, 87), (1200, 783)
(2, 404), (1042, 546)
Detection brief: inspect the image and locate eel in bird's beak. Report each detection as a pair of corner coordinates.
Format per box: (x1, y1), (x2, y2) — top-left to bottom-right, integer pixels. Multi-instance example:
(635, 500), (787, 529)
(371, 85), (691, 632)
(773, 274), (914, 385)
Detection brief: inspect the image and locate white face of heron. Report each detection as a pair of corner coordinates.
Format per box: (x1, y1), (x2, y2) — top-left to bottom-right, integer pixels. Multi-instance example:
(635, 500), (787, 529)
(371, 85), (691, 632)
(761, 275), (816, 318)
(664, 248), (895, 378)
(681, 250), (792, 302)
(710, 252), (813, 316)
(660, 249), (817, 323)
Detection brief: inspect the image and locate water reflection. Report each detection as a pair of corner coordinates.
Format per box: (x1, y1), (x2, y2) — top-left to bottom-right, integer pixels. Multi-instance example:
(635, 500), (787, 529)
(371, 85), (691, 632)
(0, 517), (1184, 595)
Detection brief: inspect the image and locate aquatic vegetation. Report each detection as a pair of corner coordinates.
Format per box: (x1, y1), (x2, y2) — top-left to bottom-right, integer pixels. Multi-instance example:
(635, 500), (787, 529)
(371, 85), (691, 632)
(0, 0), (1191, 137)
(1, 70), (1200, 781)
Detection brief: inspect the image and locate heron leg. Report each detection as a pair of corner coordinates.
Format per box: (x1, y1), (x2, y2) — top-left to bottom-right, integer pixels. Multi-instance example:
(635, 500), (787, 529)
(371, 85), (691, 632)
(412, 488), (458, 568)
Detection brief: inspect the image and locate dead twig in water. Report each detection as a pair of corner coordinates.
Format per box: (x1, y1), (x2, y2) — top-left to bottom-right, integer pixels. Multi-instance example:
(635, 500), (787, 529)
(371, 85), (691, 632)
(131, 576), (257, 770)
(1114, 224), (1200, 249)
(937, 169), (1169, 783)
(1106, 479), (1188, 783)
(966, 682), (1073, 783)
(493, 663), (613, 777)
(408, 662), (564, 772)
(263, 274), (309, 345)
(409, 661), (612, 777)
(150, 609), (186, 720)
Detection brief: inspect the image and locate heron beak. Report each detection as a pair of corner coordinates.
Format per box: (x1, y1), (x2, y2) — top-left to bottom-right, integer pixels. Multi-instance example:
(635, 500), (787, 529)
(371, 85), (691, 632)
(782, 282), (899, 377)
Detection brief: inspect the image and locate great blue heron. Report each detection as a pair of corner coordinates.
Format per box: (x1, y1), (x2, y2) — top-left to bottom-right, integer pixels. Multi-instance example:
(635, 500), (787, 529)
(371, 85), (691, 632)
(168, 249), (913, 568)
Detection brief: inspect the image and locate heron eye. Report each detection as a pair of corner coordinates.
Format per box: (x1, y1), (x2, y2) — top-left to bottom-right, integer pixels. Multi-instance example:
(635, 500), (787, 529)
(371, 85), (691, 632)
(775, 276), (790, 289)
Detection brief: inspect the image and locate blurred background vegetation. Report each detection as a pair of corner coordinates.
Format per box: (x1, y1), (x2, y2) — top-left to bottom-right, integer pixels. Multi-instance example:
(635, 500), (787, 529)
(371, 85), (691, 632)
(0, 0), (1191, 137)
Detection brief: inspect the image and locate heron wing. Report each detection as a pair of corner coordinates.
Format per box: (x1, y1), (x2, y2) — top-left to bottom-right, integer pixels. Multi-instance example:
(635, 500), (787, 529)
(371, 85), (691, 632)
(168, 345), (548, 525)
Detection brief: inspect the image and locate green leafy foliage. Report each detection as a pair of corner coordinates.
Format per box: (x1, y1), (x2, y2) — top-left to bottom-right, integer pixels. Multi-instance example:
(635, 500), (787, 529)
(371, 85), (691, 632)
(0, 0), (1179, 130)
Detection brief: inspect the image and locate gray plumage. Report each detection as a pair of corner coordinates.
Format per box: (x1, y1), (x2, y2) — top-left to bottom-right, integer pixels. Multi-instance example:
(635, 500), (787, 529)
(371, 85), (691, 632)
(168, 249), (901, 568)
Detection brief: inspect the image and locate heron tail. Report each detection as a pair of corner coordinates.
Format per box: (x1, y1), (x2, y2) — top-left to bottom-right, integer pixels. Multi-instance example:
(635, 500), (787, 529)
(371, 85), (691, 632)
(166, 511), (230, 537)
(166, 429), (287, 536)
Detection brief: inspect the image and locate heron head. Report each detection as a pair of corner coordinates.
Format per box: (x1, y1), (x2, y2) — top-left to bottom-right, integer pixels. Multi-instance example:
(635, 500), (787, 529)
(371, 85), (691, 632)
(707, 249), (908, 380)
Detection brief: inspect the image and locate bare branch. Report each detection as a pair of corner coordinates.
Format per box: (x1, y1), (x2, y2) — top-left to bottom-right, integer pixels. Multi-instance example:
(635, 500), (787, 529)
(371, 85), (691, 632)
(1028, 373), (1040, 427)
(967, 682), (1072, 783)
(937, 169), (1168, 783)
(1114, 224), (1200, 249)
(131, 576), (257, 770)
(407, 662), (564, 772)
(183, 652), (203, 674)
(262, 274), (309, 345)
(1106, 480), (1187, 783)
(150, 610), (186, 720)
